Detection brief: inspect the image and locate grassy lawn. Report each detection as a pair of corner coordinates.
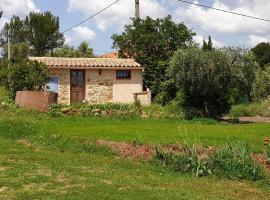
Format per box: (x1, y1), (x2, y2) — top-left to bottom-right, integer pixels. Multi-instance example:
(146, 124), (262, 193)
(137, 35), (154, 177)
(43, 117), (270, 152)
(1, 84), (270, 199)
(1, 138), (270, 200)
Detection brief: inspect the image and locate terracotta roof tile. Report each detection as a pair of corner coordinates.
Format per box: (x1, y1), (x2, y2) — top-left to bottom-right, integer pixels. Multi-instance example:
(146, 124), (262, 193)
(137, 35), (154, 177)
(29, 57), (142, 69)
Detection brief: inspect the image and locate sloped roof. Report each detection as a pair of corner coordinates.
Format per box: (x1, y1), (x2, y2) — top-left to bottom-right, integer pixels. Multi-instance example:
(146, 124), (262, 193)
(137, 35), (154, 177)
(99, 51), (119, 58)
(29, 57), (142, 69)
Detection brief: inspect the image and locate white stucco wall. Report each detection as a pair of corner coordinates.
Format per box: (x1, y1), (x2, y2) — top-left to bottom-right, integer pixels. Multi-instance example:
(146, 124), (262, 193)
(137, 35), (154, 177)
(113, 69), (143, 103)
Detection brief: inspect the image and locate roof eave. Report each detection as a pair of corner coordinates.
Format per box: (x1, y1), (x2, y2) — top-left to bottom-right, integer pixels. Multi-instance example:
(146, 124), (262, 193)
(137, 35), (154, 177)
(48, 66), (144, 70)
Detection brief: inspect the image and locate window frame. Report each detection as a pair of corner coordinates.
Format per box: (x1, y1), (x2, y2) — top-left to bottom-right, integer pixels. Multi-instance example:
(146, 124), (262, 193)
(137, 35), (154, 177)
(116, 70), (131, 80)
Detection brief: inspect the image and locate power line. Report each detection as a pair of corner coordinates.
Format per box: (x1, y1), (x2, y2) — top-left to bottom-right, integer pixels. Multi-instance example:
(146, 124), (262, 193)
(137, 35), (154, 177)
(176, 0), (270, 23)
(62, 0), (120, 34)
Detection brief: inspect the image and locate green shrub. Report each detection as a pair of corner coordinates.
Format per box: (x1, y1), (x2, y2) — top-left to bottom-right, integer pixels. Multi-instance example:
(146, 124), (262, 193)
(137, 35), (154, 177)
(155, 143), (266, 181)
(229, 102), (270, 117)
(251, 67), (270, 102)
(209, 143), (264, 181)
(47, 103), (141, 119)
(0, 59), (50, 99)
(155, 146), (210, 177)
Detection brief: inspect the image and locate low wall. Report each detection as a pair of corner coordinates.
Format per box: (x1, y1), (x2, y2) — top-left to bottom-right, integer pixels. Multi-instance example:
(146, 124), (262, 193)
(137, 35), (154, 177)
(15, 91), (57, 112)
(134, 92), (151, 106)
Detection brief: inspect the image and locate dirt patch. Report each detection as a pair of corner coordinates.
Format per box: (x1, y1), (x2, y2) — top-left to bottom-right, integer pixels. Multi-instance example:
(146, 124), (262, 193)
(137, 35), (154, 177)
(223, 116), (270, 123)
(17, 139), (41, 151)
(96, 140), (216, 161)
(96, 140), (154, 160)
(0, 166), (10, 171)
(96, 140), (270, 173)
(36, 168), (52, 177)
(0, 187), (8, 192)
(56, 174), (69, 183)
(102, 180), (112, 185)
(161, 144), (217, 160)
(252, 153), (270, 171)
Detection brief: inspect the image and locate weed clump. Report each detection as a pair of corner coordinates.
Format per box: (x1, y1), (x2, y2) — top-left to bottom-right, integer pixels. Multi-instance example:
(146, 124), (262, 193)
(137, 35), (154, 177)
(155, 143), (266, 181)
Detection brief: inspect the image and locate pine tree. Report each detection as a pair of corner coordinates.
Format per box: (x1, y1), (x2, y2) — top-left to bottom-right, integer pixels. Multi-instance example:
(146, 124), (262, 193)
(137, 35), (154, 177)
(207, 35), (213, 51)
(202, 38), (208, 51)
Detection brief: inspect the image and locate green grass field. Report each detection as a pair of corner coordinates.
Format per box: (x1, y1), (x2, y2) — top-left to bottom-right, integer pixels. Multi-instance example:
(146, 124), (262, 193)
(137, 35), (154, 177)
(1, 137), (270, 200)
(1, 85), (270, 200)
(44, 117), (270, 152)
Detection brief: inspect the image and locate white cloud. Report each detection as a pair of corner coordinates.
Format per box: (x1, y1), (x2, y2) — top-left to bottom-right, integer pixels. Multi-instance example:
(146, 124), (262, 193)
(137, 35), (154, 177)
(0, 0), (39, 28)
(65, 26), (96, 44)
(64, 35), (73, 44)
(193, 34), (224, 47)
(173, 0), (270, 35)
(249, 35), (270, 46)
(68, 0), (168, 31)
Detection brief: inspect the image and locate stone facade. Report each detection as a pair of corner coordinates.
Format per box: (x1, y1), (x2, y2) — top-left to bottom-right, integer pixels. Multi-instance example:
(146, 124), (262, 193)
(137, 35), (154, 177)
(50, 69), (70, 104)
(49, 68), (144, 105)
(85, 70), (114, 104)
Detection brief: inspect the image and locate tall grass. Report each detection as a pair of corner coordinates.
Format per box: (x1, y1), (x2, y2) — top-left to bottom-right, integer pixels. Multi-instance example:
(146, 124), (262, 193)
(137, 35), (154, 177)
(155, 143), (266, 181)
(229, 101), (270, 117)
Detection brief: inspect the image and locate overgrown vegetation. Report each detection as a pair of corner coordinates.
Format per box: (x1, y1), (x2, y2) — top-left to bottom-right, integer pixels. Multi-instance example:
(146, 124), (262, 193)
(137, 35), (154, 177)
(156, 143), (266, 181)
(47, 102), (184, 119)
(229, 101), (270, 117)
(0, 59), (50, 99)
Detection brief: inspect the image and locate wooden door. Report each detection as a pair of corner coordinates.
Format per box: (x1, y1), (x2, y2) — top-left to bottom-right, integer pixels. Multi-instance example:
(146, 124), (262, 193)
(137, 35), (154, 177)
(70, 70), (85, 104)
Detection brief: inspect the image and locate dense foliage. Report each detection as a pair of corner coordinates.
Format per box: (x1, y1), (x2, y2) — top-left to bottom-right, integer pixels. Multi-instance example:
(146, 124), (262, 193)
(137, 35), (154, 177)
(252, 42), (270, 67)
(168, 48), (234, 118)
(155, 143), (265, 181)
(48, 42), (94, 58)
(0, 59), (50, 99)
(1, 11), (64, 57)
(112, 16), (195, 99)
(251, 65), (270, 101)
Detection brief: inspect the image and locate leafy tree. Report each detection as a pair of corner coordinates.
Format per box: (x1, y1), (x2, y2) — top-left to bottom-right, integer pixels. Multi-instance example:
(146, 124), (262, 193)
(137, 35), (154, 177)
(2, 42), (29, 62)
(49, 42), (94, 58)
(1, 11), (64, 57)
(168, 47), (233, 118)
(222, 47), (259, 104)
(77, 41), (94, 57)
(49, 45), (76, 57)
(251, 42), (270, 67)
(0, 59), (50, 99)
(112, 16), (195, 100)
(251, 65), (270, 102)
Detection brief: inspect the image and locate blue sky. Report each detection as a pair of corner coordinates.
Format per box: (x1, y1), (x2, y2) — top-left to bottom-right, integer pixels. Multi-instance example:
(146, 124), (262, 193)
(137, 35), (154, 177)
(1, 0), (270, 55)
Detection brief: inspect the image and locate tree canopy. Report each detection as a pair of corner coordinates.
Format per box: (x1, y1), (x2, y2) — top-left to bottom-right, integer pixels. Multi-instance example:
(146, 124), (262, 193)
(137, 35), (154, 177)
(0, 59), (50, 99)
(48, 42), (94, 58)
(112, 16), (195, 99)
(202, 36), (213, 51)
(251, 42), (270, 67)
(1, 11), (64, 57)
(168, 47), (260, 118)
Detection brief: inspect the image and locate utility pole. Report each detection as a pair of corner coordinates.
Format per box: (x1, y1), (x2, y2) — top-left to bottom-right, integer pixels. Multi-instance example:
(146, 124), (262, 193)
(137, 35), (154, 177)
(7, 29), (11, 60)
(135, 0), (140, 18)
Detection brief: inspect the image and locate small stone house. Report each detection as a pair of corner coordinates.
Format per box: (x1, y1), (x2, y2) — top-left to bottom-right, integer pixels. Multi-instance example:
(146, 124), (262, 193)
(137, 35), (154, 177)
(30, 57), (151, 105)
